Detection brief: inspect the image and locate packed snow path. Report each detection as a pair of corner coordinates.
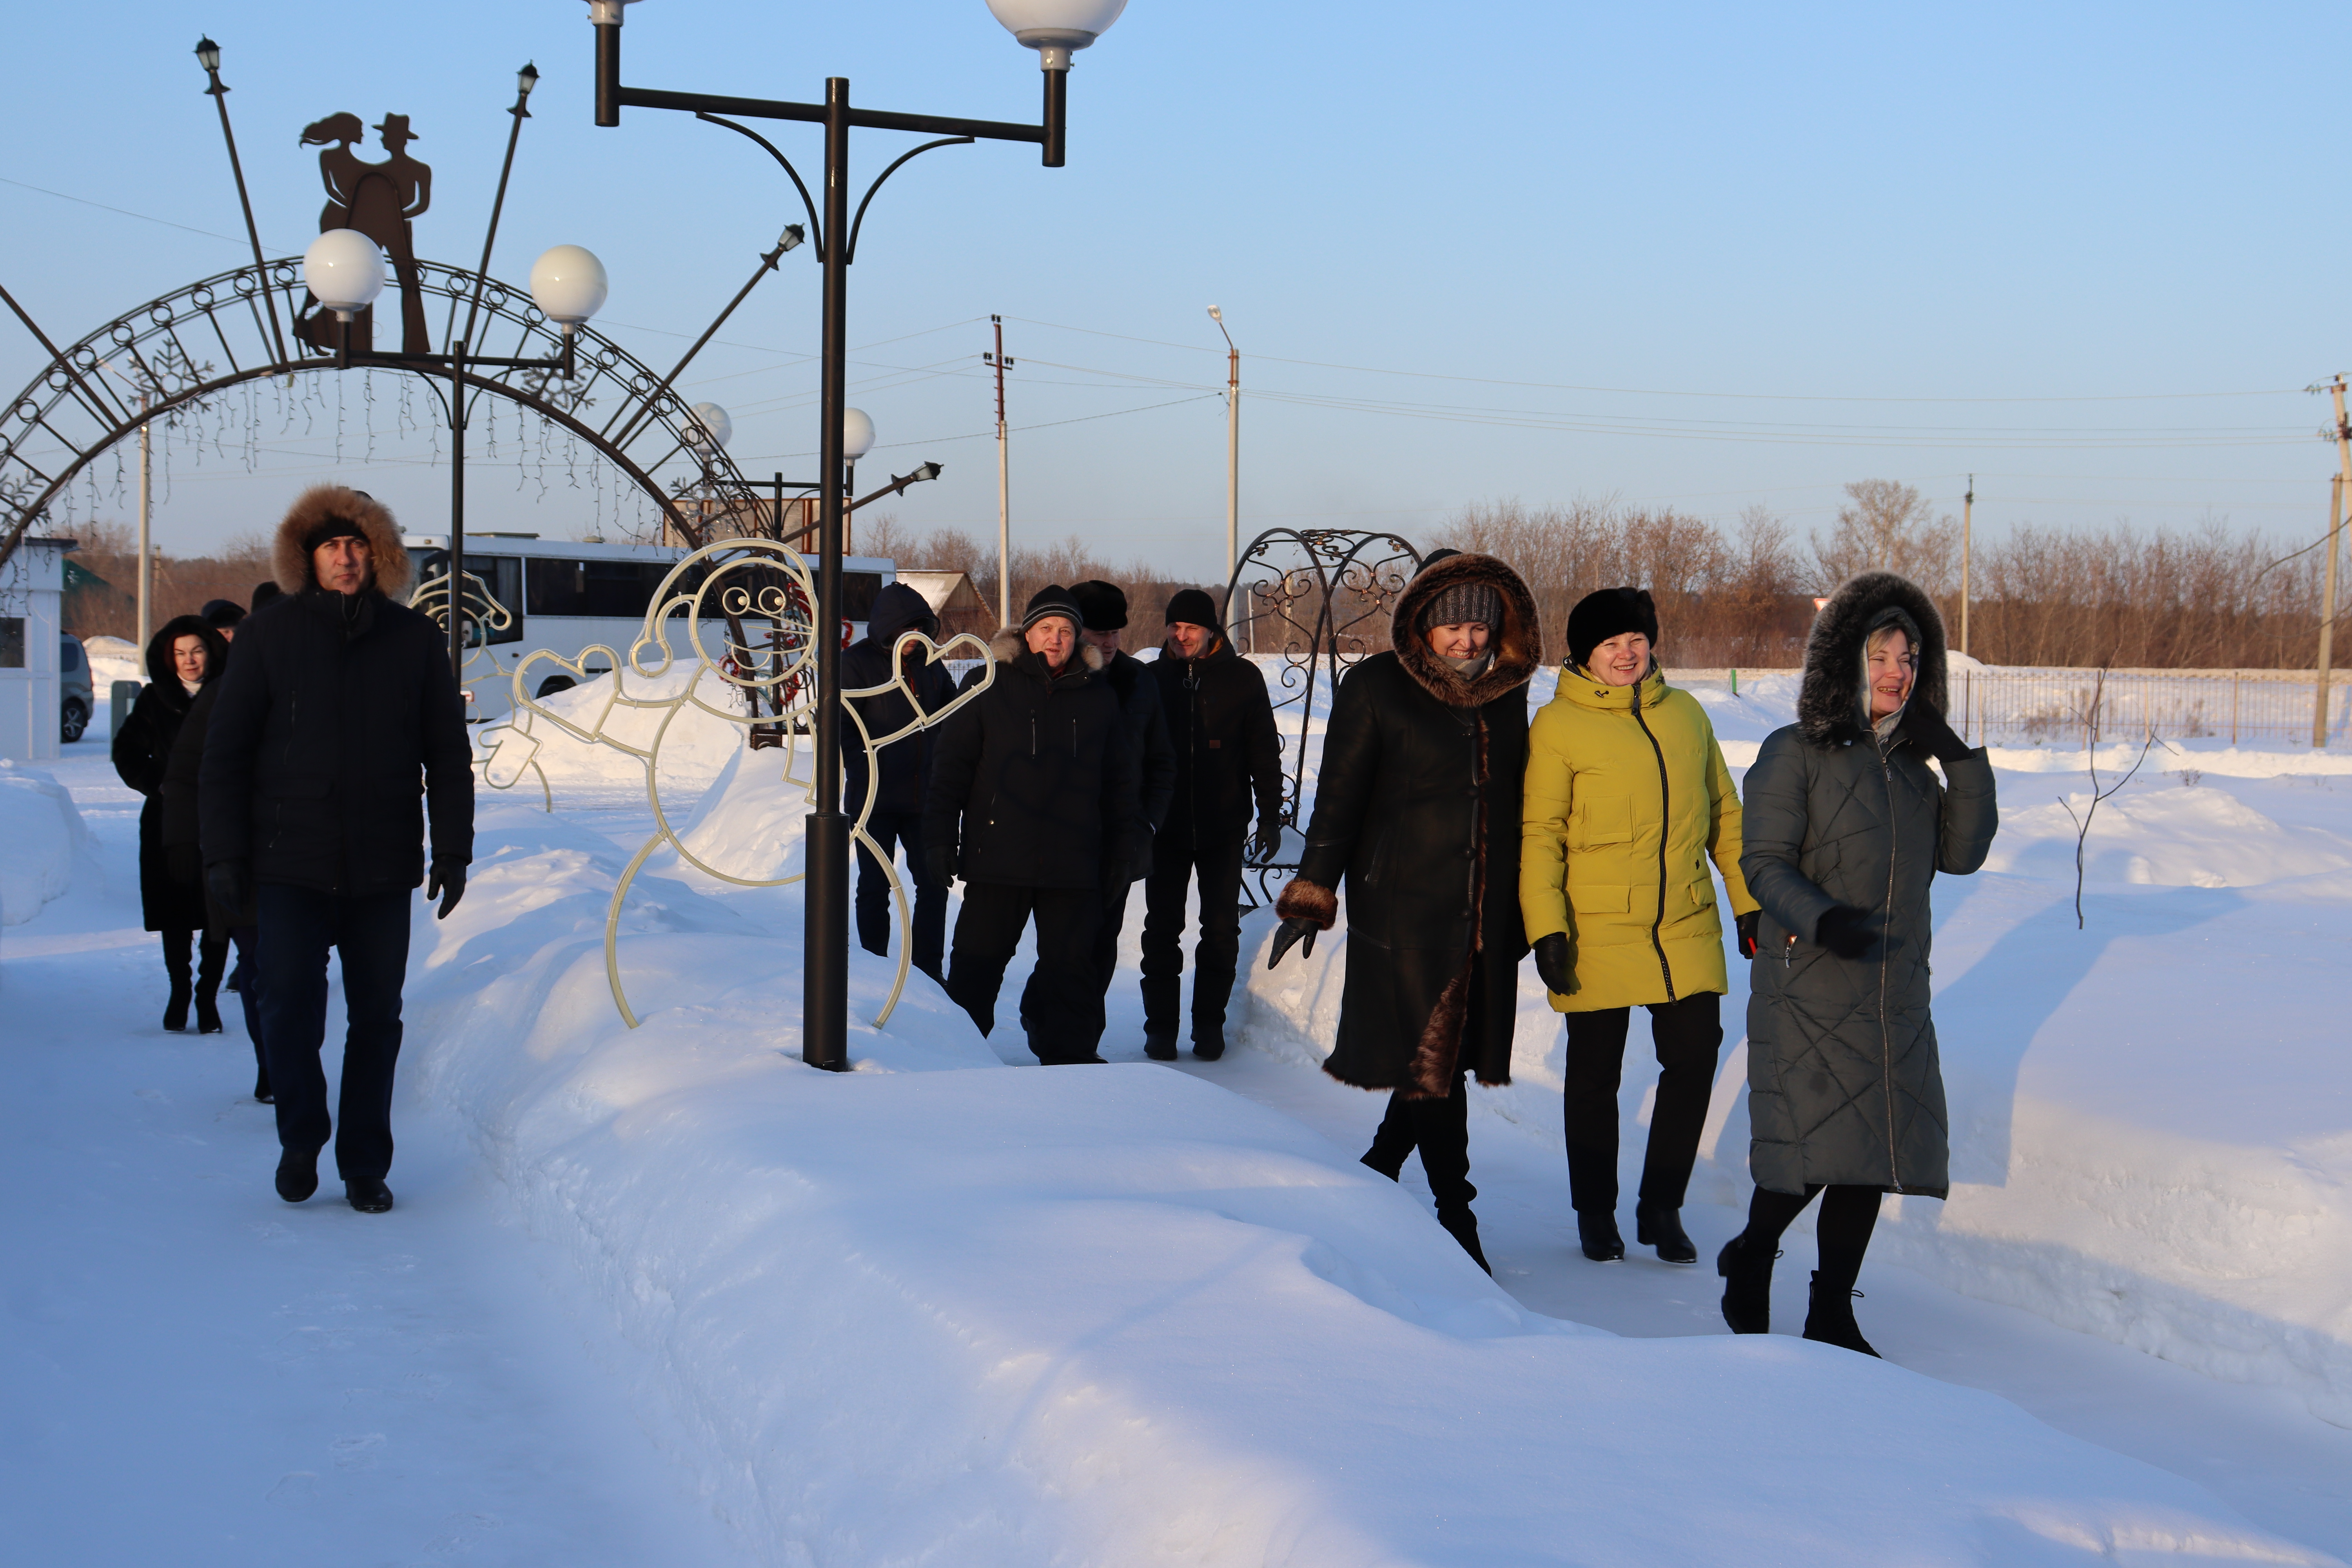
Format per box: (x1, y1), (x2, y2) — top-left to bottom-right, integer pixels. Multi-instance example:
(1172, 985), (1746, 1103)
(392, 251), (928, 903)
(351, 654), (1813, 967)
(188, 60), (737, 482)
(0, 750), (738, 1567)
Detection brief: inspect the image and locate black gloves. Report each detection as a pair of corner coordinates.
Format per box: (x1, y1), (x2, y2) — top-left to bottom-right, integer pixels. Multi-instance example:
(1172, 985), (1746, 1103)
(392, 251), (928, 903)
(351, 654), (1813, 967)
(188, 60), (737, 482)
(1814, 904), (1873, 959)
(924, 840), (956, 891)
(426, 860), (467, 921)
(1736, 909), (1760, 960)
(1532, 931), (1573, 995)
(1248, 825), (1282, 865)
(205, 860), (251, 919)
(1267, 916), (1319, 968)
(1900, 701), (1975, 764)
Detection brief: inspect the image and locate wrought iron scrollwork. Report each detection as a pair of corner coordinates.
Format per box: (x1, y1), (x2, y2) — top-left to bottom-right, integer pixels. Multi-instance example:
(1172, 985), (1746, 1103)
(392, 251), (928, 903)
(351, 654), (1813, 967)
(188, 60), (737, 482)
(1223, 527), (1422, 905)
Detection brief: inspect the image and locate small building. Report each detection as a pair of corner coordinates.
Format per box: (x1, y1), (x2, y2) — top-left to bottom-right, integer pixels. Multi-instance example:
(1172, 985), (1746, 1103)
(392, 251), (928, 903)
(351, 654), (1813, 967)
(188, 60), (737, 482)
(897, 570), (992, 637)
(0, 537), (73, 762)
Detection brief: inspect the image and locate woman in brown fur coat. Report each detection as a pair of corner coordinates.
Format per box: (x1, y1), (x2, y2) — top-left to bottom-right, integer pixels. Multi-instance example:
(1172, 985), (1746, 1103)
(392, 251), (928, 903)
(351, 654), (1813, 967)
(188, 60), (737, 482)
(1269, 550), (1541, 1270)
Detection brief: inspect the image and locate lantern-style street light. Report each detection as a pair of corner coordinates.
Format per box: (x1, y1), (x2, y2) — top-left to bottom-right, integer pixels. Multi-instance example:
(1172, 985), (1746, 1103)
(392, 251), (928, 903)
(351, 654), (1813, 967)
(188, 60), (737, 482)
(582, 0), (1122, 1073)
(301, 232), (608, 673)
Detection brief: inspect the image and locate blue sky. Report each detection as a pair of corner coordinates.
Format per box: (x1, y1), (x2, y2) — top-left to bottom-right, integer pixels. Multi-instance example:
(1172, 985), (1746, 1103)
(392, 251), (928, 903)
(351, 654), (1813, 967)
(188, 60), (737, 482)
(4, 1), (2348, 578)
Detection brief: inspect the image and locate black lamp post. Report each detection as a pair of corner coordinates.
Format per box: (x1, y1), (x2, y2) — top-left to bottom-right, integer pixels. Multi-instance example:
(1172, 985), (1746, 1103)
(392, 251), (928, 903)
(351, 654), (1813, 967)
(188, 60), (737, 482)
(582, 0), (1124, 1074)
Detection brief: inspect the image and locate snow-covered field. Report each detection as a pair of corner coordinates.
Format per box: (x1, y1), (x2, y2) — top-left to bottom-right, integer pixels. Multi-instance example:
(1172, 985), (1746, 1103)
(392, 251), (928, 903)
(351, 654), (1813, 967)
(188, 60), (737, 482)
(7, 653), (2352, 1564)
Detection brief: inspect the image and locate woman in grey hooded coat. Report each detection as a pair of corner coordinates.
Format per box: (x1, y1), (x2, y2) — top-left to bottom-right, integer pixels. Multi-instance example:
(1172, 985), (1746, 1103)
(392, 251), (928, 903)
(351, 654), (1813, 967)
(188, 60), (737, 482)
(1719, 570), (1997, 1354)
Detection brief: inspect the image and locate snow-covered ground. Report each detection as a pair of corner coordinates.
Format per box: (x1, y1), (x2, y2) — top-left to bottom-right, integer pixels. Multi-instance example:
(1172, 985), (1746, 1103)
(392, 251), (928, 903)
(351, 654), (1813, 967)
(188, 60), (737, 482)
(8, 652), (2352, 1563)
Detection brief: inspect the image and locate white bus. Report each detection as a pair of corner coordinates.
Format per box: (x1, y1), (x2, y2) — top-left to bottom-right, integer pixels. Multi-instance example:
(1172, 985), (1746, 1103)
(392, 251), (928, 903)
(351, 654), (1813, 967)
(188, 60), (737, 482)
(402, 532), (897, 715)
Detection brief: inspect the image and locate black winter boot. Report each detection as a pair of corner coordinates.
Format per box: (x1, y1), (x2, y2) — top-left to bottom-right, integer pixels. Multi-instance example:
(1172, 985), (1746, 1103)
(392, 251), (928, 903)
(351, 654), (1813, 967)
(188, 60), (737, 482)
(161, 930), (193, 1033)
(1577, 1211), (1626, 1262)
(1802, 1272), (1879, 1356)
(194, 927), (228, 1033)
(1436, 1206), (1492, 1274)
(1717, 1231), (1777, 1334)
(346, 1178), (395, 1214)
(1143, 1030), (1178, 1062)
(1636, 1205), (1698, 1265)
(1191, 1028), (1226, 1062)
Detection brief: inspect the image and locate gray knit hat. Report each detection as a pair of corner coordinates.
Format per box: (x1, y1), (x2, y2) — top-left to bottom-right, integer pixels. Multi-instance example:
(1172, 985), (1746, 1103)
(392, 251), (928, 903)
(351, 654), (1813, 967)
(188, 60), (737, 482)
(1419, 580), (1502, 632)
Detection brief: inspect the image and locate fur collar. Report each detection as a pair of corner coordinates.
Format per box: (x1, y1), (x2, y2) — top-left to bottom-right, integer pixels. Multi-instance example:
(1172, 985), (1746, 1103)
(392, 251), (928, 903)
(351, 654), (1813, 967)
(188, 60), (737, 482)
(1390, 552), (1542, 708)
(272, 484), (409, 597)
(986, 624), (1107, 677)
(1798, 570), (1950, 746)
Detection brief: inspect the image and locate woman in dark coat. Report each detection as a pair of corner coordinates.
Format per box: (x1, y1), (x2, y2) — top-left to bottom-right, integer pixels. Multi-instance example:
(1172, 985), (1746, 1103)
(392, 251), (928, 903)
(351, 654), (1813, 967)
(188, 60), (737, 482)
(111, 614), (229, 1031)
(1269, 551), (1541, 1272)
(1721, 570), (1997, 1354)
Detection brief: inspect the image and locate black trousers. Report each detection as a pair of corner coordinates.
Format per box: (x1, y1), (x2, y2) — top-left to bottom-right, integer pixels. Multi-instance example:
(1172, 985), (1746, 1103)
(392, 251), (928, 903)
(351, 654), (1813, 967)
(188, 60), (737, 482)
(256, 884), (412, 1181)
(946, 882), (1106, 1064)
(226, 924), (269, 1096)
(1562, 990), (1723, 1216)
(1020, 876), (1132, 1029)
(1139, 826), (1245, 1040)
(854, 809), (947, 979)
(1743, 1183), (1882, 1293)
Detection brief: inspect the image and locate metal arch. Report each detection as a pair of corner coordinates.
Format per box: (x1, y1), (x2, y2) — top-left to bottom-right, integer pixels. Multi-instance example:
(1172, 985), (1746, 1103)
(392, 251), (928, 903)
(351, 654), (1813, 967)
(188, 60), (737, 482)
(1223, 526), (1424, 906)
(0, 256), (766, 567)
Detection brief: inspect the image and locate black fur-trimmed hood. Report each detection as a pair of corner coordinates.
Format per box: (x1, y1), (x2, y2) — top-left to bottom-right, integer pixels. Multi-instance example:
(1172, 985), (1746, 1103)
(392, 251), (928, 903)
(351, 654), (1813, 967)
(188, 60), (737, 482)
(1390, 552), (1542, 708)
(1798, 570), (1949, 746)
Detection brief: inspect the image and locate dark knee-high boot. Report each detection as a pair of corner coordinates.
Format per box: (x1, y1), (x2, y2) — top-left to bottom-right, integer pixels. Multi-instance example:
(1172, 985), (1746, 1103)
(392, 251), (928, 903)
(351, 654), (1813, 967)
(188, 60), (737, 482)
(194, 926), (229, 1034)
(160, 929), (194, 1032)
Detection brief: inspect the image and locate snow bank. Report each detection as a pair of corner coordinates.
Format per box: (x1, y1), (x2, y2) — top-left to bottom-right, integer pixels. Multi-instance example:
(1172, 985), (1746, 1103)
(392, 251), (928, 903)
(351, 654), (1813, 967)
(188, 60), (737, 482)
(404, 802), (2328, 1565)
(1244, 675), (2352, 1428)
(0, 761), (87, 925)
(478, 662), (756, 795)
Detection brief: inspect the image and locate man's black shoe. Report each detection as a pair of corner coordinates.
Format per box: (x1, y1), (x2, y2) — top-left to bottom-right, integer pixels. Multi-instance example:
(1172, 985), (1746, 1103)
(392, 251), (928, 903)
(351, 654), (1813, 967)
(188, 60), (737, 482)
(346, 1178), (394, 1214)
(275, 1148), (318, 1203)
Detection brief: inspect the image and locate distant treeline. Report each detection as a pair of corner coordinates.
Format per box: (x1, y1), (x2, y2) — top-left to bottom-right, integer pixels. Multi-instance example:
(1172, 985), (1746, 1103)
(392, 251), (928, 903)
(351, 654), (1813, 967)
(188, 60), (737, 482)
(62, 520), (275, 644)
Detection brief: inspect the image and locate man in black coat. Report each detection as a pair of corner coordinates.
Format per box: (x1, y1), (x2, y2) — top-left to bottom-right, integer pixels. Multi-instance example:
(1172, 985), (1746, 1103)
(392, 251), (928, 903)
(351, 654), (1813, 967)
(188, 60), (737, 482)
(923, 585), (1140, 1065)
(200, 485), (473, 1214)
(1017, 581), (1176, 1040)
(1141, 588), (1281, 1061)
(840, 581), (960, 979)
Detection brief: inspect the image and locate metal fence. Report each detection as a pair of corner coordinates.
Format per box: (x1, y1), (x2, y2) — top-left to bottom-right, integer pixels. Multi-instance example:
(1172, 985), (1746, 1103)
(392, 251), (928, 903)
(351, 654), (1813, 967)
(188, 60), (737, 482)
(1678, 667), (2352, 747)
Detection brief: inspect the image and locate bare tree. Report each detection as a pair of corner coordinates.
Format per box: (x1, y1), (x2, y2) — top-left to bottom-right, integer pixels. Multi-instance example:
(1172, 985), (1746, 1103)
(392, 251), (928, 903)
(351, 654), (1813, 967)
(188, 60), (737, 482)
(1813, 479), (1960, 596)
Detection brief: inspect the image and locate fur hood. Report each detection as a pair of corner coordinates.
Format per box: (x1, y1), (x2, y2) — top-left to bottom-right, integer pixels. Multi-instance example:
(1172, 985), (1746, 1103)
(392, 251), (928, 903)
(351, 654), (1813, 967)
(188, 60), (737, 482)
(1798, 570), (1949, 746)
(986, 625), (1107, 675)
(272, 485), (410, 597)
(1390, 552), (1542, 708)
(143, 613), (228, 692)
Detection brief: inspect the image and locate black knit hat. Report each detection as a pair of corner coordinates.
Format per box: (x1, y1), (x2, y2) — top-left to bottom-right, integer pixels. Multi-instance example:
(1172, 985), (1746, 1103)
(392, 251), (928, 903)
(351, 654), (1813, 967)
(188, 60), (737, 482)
(1164, 586), (1219, 628)
(301, 513), (370, 555)
(1020, 584), (1083, 634)
(1566, 586), (1660, 671)
(200, 597), (247, 629)
(1071, 579), (1128, 632)
(250, 580), (283, 611)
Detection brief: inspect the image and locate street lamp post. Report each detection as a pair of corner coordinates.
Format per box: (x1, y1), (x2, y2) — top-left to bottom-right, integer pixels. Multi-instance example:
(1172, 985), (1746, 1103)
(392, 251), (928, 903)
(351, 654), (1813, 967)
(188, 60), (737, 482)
(302, 230), (608, 675)
(583, 0), (1124, 1073)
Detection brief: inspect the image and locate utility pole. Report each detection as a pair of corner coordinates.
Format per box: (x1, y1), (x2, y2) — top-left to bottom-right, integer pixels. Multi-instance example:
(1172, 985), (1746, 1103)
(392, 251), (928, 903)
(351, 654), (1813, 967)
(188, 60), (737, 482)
(2317, 474), (2341, 748)
(1959, 474), (1973, 658)
(137, 392), (152, 652)
(1209, 305), (1238, 632)
(985, 317), (1012, 627)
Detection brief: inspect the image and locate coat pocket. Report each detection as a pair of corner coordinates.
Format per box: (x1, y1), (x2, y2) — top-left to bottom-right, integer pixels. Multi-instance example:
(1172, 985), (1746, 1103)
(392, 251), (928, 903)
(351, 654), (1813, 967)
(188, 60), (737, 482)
(1575, 796), (1633, 849)
(1567, 883), (1630, 914)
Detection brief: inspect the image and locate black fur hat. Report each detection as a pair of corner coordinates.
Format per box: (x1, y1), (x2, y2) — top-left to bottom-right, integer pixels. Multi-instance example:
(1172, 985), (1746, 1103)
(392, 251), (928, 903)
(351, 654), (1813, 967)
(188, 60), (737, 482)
(1072, 579), (1128, 632)
(1566, 587), (1659, 671)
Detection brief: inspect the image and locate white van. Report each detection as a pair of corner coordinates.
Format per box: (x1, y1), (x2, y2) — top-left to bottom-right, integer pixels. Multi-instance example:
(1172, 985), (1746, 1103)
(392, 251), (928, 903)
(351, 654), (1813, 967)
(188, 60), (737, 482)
(402, 533), (896, 715)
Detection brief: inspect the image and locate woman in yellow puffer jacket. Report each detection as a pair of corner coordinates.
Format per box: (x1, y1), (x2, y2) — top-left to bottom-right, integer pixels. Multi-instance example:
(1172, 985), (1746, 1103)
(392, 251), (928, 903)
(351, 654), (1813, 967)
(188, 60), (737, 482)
(1521, 588), (1759, 1265)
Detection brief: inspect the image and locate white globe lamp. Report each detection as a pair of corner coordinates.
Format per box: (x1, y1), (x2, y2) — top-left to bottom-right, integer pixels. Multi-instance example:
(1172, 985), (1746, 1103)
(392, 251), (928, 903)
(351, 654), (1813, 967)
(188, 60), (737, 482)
(529, 245), (609, 333)
(985, 0), (1126, 68)
(302, 229), (387, 321)
(841, 407), (875, 463)
(686, 401), (733, 454)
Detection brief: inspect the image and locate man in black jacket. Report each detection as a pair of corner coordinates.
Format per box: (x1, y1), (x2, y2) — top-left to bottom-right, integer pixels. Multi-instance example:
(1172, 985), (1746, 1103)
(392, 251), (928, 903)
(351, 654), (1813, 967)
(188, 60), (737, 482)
(200, 485), (473, 1214)
(923, 586), (1139, 1064)
(1018, 581), (1175, 1039)
(840, 581), (959, 979)
(1142, 588), (1282, 1061)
